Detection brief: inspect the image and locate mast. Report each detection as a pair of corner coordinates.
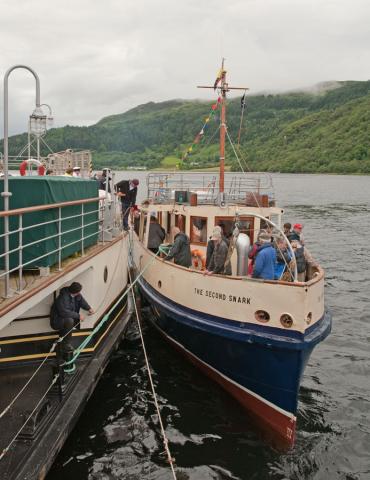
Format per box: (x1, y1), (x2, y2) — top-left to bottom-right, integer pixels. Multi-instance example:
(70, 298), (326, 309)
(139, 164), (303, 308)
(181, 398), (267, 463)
(198, 60), (248, 195)
(219, 59), (226, 193)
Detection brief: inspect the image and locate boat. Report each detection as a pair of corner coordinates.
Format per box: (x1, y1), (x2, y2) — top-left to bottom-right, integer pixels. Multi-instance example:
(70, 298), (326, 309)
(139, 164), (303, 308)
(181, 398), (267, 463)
(0, 66), (131, 479)
(130, 61), (332, 448)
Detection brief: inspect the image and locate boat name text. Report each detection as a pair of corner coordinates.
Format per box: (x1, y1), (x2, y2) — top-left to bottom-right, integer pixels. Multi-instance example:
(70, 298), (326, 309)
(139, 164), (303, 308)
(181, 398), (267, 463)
(194, 288), (251, 304)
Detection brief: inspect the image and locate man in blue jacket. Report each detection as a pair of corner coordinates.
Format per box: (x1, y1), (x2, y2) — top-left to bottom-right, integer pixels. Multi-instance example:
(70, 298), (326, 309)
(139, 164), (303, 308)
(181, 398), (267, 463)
(252, 232), (276, 280)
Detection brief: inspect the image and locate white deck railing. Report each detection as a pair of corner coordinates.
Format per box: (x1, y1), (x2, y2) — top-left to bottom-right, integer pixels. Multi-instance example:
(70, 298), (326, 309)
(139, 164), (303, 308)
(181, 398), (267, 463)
(146, 171), (275, 205)
(0, 195), (121, 298)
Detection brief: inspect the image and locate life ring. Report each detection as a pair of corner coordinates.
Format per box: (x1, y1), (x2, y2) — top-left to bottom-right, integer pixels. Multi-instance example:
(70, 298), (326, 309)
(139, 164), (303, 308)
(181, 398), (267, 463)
(19, 159), (45, 176)
(191, 249), (206, 271)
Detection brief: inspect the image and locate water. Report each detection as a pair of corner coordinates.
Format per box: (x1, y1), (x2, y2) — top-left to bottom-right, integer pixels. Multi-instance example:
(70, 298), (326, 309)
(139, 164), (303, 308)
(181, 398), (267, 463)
(48, 173), (370, 480)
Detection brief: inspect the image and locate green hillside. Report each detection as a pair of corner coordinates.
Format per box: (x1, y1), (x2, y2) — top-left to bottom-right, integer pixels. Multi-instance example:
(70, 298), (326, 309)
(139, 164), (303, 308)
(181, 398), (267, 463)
(2, 80), (370, 173)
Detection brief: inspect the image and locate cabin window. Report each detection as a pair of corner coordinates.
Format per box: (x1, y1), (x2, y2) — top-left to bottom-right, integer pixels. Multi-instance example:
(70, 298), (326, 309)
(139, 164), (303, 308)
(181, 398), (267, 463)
(260, 218), (271, 232)
(175, 214), (186, 233)
(190, 216), (207, 244)
(215, 216), (254, 242)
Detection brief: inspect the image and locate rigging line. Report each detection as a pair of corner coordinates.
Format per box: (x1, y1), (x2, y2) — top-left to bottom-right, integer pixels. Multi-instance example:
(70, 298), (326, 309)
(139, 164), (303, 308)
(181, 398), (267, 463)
(64, 242), (162, 366)
(237, 91), (248, 146)
(225, 129), (263, 211)
(182, 102), (219, 160)
(0, 374), (60, 462)
(39, 136), (57, 155)
(15, 137), (37, 160)
(0, 230), (126, 421)
(0, 341), (58, 420)
(128, 268), (177, 480)
(203, 124), (221, 149)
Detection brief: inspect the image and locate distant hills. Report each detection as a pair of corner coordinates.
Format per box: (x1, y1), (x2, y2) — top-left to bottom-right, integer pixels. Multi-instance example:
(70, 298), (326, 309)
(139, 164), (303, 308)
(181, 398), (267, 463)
(2, 80), (370, 173)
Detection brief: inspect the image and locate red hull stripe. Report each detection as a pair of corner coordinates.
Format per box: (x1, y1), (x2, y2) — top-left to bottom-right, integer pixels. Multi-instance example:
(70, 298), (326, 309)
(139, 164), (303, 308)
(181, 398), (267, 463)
(152, 319), (296, 446)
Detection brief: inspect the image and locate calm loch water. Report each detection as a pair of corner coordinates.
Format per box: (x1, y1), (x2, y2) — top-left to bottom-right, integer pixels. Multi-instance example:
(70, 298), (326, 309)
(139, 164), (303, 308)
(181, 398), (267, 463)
(48, 173), (370, 480)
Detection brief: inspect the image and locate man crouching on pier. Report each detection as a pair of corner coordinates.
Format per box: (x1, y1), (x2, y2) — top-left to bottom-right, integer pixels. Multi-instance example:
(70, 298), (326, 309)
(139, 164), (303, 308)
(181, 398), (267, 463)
(50, 282), (94, 358)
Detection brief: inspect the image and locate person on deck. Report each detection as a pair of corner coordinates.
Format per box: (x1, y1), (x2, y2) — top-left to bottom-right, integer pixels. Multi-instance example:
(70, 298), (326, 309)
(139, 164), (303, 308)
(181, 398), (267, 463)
(248, 231), (263, 276)
(72, 166), (81, 177)
(283, 222), (292, 237)
(164, 226), (191, 268)
(96, 169), (111, 192)
(252, 232), (276, 280)
(288, 223), (305, 245)
(148, 214), (165, 254)
(50, 282), (94, 357)
(63, 167), (73, 177)
(204, 228), (232, 276)
(115, 179), (139, 230)
(274, 237), (292, 280)
(205, 225), (229, 269)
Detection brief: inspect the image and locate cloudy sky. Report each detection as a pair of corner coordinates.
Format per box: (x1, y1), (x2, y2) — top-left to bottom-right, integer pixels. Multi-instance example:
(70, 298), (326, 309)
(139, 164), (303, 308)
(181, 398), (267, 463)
(0, 0), (369, 135)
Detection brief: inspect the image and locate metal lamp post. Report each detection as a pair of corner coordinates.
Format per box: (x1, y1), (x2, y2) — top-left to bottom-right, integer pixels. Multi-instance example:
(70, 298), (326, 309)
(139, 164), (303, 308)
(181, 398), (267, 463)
(27, 103), (53, 160)
(30, 106), (47, 161)
(2, 65), (42, 297)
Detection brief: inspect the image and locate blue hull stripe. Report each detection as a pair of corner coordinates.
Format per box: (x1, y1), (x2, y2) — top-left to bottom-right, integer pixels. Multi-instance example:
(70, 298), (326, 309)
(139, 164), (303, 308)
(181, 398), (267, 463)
(138, 277), (331, 414)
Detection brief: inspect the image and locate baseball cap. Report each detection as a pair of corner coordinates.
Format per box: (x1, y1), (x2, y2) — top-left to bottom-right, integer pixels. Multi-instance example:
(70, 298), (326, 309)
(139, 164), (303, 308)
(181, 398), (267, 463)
(293, 223), (302, 230)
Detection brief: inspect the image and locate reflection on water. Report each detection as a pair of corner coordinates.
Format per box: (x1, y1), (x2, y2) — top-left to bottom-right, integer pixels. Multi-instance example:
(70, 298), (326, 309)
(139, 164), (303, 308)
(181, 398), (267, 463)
(48, 174), (370, 480)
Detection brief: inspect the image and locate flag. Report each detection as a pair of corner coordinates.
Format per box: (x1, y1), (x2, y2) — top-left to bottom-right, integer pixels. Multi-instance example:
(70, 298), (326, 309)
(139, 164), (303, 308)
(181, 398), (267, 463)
(241, 93), (246, 108)
(213, 68), (224, 90)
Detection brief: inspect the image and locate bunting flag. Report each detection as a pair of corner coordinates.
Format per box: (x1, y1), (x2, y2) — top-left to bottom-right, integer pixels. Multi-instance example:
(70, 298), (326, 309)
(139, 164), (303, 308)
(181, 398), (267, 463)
(181, 100), (219, 161)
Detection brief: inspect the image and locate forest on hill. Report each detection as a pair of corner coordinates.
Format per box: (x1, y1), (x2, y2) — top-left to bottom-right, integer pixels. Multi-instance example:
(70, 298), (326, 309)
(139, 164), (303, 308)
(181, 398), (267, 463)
(2, 80), (370, 173)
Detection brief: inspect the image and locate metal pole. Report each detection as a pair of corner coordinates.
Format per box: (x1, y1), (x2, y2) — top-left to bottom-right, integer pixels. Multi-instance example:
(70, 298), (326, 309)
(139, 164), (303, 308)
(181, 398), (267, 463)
(28, 118), (31, 159)
(219, 59), (226, 194)
(2, 65), (41, 297)
(36, 137), (40, 162)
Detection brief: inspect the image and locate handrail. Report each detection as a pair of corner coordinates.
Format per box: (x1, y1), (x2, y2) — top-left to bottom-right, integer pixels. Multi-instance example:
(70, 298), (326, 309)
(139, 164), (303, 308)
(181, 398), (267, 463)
(0, 188), (120, 299)
(0, 196), (101, 218)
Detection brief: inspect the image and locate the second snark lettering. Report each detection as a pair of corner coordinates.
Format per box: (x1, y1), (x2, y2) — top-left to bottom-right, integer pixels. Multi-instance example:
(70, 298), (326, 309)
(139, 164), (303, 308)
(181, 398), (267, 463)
(194, 288), (251, 304)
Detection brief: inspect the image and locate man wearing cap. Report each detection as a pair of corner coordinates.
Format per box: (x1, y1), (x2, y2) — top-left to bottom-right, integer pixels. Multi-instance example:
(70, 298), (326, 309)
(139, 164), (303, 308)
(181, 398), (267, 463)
(252, 232), (276, 280)
(288, 224), (304, 245)
(204, 228), (232, 276)
(50, 282), (94, 356)
(115, 179), (140, 230)
(72, 166), (81, 177)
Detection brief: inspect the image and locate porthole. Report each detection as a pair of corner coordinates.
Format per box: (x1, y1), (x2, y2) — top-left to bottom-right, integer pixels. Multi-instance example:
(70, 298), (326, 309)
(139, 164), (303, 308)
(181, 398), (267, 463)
(104, 266), (108, 283)
(158, 281), (162, 289)
(280, 313), (293, 328)
(306, 312), (312, 325)
(254, 310), (270, 323)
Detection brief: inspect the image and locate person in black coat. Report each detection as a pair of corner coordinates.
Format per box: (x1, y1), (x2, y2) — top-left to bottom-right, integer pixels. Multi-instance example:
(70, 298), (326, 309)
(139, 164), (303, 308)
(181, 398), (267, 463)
(115, 179), (139, 230)
(148, 215), (165, 253)
(50, 282), (94, 353)
(164, 227), (192, 268)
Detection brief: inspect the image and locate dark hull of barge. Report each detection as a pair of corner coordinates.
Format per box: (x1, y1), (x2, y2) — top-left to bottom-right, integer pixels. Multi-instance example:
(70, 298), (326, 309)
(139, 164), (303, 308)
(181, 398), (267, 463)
(0, 295), (131, 480)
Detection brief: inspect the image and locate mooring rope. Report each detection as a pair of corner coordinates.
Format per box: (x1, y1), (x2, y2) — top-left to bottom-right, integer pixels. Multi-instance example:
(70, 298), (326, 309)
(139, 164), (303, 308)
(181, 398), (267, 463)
(128, 267), (177, 480)
(63, 245), (160, 366)
(0, 374), (60, 461)
(0, 234), (126, 420)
